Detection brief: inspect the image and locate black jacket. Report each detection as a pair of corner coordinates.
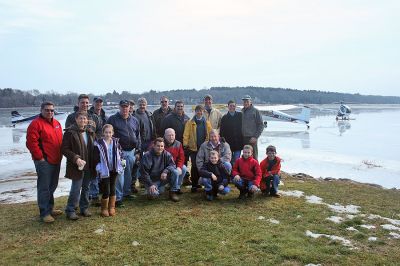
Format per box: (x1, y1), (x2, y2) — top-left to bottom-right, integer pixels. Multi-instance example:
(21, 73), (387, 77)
(220, 111), (243, 151)
(152, 106), (173, 137)
(160, 112), (190, 143)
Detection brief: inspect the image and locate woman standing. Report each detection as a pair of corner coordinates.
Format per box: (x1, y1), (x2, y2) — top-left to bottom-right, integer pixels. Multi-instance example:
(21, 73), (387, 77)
(62, 112), (96, 220)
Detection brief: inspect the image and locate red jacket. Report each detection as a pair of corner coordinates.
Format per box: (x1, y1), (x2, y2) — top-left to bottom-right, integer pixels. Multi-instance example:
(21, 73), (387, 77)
(26, 115), (63, 164)
(232, 156), (262, 186)
(260, 156), (281, 177)
(164, 140), (185, 168)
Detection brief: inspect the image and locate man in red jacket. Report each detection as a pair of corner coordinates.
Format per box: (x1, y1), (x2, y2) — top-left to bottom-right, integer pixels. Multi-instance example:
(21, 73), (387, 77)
(26, 102), (63, 223)
(164, 128), (187, 195)
(259, 145), (282, 197)
(232, 145), (262, 199)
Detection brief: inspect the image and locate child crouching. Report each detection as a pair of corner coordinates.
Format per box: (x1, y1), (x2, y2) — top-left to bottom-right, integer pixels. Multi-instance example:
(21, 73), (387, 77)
(260, 145), (282, 197)
(199, 151), (231, 201)
(232, 145), (262, 199)
(94, 124), (124, 217)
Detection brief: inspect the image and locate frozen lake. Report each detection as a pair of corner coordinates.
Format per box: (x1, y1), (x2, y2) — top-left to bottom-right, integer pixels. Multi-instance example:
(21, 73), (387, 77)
(0, 104), (399, 203)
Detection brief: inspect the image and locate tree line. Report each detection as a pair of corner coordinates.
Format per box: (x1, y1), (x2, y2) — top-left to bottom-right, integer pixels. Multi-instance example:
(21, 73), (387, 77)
(1, 87), (399, 108)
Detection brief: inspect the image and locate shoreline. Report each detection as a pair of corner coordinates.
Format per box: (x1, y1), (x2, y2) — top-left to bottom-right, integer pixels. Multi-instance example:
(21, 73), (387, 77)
(1, 171), (397, 205)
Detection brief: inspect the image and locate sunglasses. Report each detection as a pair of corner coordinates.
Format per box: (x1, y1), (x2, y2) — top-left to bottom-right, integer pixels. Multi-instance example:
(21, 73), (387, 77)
(44, 109), (55, 112)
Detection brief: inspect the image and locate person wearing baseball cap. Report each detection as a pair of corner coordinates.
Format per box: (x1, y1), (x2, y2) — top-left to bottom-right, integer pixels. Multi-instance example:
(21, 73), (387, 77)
(203, 94), (222, 132)
(241, 95), (264, 160)
(106, 99), (141, 207)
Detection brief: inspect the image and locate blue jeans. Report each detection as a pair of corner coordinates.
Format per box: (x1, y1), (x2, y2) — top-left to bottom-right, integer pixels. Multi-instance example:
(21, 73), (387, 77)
(233, 177), (257, 192)
(89, 175), (100, 199)
(116, 150), (136, 201)
(202, 178), (230, 194)
(146, 173), (179, 196)
(65, 170), (91, 214)
(175, 165), (187, 188)
(231, 150), (241, 165)
(265, 174), (280, 194)
(222, 161), (232, 174)
(34, 160), (60, 218)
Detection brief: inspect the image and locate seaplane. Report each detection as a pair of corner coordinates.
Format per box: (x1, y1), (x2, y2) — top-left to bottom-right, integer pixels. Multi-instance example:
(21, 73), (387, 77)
(10, 110), (68, 127)
(257, 105), (311, 129)
(336, 102), (352, 120)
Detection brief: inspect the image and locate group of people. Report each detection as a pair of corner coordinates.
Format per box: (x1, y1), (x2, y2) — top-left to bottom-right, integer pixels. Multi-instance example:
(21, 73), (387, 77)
(26, 93), (282, 223)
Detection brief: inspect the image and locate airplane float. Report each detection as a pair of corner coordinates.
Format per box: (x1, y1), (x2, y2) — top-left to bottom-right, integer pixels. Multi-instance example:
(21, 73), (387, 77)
(10, 110), (68, 127)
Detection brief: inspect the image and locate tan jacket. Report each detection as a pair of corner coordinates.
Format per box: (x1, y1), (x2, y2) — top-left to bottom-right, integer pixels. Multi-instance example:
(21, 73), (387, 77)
(204, 108), (222, 131)
(183, 118), (212, 152)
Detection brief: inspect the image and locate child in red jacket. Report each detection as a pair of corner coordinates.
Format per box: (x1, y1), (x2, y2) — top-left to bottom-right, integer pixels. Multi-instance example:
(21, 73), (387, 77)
(232, 145), (262, 199)
(259, 145), (282, 197)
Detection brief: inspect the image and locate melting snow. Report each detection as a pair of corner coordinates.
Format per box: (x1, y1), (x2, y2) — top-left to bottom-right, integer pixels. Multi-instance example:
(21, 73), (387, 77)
(368, 214), (400, 226)
(305, 230), (356, 249)
(257, 216), (265, 220)
(327, 203), (360, 214)
(360, 224), (376, 230)
(381, 224), (400, 231)
(368, 237), (377, 241)
(305, 195), (324, 204)
(268, 218), (280, 224)
(389, 232), (400, 239)
(346, 227), (359, 232)
(280, 190), (304, 198)
(326, 216), (343, 224)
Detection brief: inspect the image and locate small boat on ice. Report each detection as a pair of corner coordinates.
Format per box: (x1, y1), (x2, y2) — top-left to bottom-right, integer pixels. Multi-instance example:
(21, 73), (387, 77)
(10, 110), (68, 127)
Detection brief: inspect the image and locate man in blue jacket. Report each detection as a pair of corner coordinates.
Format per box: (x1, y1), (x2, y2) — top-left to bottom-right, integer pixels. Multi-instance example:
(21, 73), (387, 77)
(107, 100), (141, 207)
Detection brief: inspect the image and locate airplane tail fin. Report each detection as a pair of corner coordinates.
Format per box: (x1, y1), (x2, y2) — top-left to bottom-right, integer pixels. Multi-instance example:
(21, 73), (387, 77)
(296, 106), (311, 124)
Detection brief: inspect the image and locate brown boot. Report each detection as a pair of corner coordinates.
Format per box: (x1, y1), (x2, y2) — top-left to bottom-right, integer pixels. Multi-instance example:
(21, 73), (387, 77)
(101, 198), (109, 217)
(109, 196), (116, 216)
(169, 191), (180, 202)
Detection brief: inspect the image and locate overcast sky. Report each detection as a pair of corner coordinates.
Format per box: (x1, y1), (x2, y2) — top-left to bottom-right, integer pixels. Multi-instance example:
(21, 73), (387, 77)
(0, 0), (399, 96)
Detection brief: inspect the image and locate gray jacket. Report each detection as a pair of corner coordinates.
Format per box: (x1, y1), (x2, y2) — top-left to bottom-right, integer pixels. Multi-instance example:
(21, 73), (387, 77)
(241, 105), (264, 138)
(196, 140), (231, 169)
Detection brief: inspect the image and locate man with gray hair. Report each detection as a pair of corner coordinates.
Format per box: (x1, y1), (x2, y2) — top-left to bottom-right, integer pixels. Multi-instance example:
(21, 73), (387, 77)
(164, 128), (187, 193)
(135, 97), (156, 152)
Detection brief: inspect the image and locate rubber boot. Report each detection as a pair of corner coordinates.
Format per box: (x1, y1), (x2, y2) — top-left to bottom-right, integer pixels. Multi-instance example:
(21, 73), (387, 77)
(101, 198), (109, 217)
(109, 196), (116, 216)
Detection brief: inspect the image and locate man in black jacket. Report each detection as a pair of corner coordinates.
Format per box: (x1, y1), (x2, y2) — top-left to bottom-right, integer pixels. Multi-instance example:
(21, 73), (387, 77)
(152, 96), (172, 138)
(220, 100), (243, 165)
(160, 100), (189, 144)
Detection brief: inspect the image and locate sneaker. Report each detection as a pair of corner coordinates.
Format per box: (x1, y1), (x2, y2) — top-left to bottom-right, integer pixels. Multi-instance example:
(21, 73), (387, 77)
(80, 209), (92, 217)
(66, 212), (79, 220)
(42, 215), (55, 223)
(51, 209), (63, 216)
(115, 201), (125, 208)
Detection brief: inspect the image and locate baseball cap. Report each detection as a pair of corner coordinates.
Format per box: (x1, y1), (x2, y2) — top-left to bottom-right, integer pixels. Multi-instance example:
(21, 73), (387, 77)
(93, 97), (103, 102)
(242, 95), (252, 100)
(204, 94), (213, 100)
(119, 100), (130, 106)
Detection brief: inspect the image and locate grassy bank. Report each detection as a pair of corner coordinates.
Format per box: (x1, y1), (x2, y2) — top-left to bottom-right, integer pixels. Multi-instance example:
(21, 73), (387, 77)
(1, 173), (399, 265)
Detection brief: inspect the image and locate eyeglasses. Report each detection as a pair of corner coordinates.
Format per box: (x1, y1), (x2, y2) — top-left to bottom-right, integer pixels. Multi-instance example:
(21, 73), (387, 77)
(44, 109), (55, 112)
(161, 101), (168, 103)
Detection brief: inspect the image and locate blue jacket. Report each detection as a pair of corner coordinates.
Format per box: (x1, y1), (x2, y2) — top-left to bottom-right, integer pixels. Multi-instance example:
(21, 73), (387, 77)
(107, 112), (141, 152)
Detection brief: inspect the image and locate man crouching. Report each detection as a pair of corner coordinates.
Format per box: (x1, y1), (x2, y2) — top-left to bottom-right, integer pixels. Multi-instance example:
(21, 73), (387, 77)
(139, 138), (180, 202)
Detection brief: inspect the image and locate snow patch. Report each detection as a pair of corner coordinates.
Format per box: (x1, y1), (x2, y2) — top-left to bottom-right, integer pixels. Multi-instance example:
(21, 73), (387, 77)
(326, 216), (343, 224)
(389, 232), (400, 239)
(346, 227), (359, 232)
(327, 203), (360, 214)
(305, 195), (324, 204)
(257, 216), (265, 220)
(305, 230), (356, 249)
(268, 218), (280, 224)
(360, 224), (376, 230)
(132, 241), (140, 246)
(367, 214), (400, 226)
(368, 237), (377, 241)
(280, 190), (304, 198)
(381, 224), (400, 231)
